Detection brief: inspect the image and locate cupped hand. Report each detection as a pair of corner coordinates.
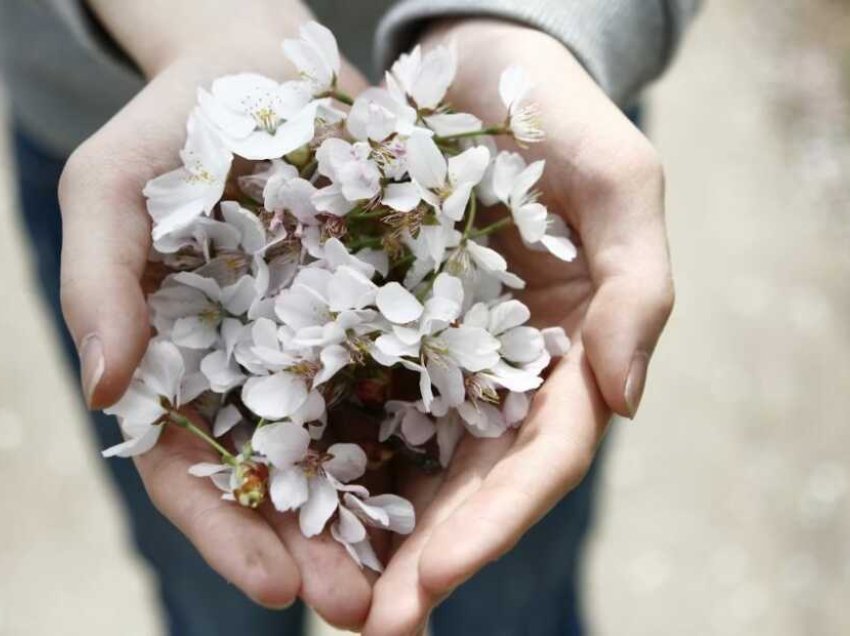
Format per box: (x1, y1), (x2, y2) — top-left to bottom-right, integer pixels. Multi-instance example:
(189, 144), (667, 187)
(363, 20), (674, 634)
(57, 50), (377, 628)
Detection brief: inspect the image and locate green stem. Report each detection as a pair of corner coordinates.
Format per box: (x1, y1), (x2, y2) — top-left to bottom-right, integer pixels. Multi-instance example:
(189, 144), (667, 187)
(168, 411), (235, 464)
(435, 125), (506, 144)
(349, 207), (387, 221)
(321, 89), (354, 106)
(347, 236), (383, 252)
(470, 215), (513, 239)
(300, 158), (318, 179)
(462, 195), (478, 238)
(393, 252), (416, 270)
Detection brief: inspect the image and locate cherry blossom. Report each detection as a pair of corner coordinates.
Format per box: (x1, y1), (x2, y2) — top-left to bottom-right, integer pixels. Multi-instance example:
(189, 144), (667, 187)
(388, 44), (456, 112)
(199, 73), (318, 160)
(106, 20), (582, 569)
(485, 151), (578, 261)
(144, 112), (232, 243)
(499, 65), (544, 144)
(103, 340), (200, 457)
(406, 132), (490, 221)
(252, 422), (367, 536)
(281, 21), (340, 96)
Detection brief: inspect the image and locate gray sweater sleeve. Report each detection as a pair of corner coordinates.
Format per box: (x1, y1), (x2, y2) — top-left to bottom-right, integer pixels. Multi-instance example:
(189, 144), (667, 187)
(375, 0), (702, 107)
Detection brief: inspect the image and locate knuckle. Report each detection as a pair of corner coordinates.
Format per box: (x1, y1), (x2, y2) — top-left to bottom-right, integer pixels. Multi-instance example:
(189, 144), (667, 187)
(585, 134), (665, 198)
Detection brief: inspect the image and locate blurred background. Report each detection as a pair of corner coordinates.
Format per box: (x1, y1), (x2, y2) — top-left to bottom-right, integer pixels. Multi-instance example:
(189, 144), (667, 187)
(1, 0), (849, 634)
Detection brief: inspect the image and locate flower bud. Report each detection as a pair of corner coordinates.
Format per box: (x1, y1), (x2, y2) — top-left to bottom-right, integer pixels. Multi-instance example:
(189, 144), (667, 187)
(285, 144), (311, 168)
(233, 461), (269, 509)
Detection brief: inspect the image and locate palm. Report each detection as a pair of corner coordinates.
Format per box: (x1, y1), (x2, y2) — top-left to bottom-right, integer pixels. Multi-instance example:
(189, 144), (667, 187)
(361, 21), (673, 635)
(60, 56), (381, 628)
(364, 180), (605, 633)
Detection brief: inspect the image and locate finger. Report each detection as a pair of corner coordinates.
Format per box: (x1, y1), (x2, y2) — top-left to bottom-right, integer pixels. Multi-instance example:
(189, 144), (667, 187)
(58, 149), (152, 409)
(135, 422), (300, 608)
(262, 510), (373, 631)
(362, 435), (513, 636)
(577, 147), (675, 418)
(57, 71), (195, 410)
(418, 344), (609, 596)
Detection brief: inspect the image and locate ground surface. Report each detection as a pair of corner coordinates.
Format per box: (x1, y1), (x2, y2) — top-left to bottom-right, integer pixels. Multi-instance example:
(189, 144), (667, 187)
(1, 1), (849, 634)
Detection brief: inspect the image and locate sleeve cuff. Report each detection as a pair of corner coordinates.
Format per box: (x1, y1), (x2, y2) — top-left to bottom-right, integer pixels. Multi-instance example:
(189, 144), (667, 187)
(375, 0), (701, 107)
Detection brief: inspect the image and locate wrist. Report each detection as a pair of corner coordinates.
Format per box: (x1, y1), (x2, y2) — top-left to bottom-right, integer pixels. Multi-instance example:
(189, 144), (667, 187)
(87, 0), (314, 79)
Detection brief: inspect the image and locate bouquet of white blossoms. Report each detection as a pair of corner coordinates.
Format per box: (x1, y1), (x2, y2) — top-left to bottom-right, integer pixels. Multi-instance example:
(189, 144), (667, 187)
(102, 22), (575, 571)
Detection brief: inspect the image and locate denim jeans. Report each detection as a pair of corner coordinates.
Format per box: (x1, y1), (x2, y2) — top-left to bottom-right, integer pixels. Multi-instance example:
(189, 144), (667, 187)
(13, 128), (603, 636)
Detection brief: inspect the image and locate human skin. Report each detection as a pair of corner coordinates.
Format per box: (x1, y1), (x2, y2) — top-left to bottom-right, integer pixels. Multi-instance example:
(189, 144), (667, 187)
(58, 5), (673, 633)
(59, 0), (376, 629)
(360, 20), (674, 635)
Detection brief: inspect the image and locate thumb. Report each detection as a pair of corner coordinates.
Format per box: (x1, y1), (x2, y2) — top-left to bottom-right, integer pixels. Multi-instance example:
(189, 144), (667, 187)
(579, 153), (674, 418)
(58, 144), (152, 409)
(582, 272), (674, 418)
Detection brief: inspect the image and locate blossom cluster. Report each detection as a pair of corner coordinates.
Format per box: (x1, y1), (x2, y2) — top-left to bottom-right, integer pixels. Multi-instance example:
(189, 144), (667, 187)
(103, 22), (574, 570)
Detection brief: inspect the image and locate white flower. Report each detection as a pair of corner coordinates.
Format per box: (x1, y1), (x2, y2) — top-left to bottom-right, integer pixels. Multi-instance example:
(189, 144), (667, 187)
(486, 152), (577, 261)
(347, 87), (416, 142)
(144, 112), (232, 242)
(372, 274), (500, 411)
(388, 44), (456, 111)
(445, 238), (526, 293)
(276, 262), (378, 335)
(424, 112), (482, 137)
(499, 65), (544, 144)
(259, 159), (321, 225)
(406, 132), (490, 221)
(252, 422), (367, 536)
(380, 400), (435, 446)
(332, 491), (415, 571)
(199, 73), (318, 160)
(152, 215), (240, 258)
(228, 320), (325, 424)
(314, 138), (382, 214)
(103, 340), (186, 457)
(463, 299), (571, 395)
(241, 370), (310, 421)
(149, 271), (263, 349)
(282, 21), (340, 96)
(218, 201), (268, 254)
(403, 218), (462, 284)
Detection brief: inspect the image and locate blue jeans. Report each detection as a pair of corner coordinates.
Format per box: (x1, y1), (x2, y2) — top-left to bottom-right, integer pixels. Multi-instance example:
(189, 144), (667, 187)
(13, 128), (603, 636)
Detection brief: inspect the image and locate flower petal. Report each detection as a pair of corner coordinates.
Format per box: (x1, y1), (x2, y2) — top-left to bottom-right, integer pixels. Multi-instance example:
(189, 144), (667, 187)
(362, 494), (415, 534)
(242, 371), (309, 420)
(376, 282), (424, 324)
(101, 424), (163, 458)
(299, 475), (339, 537)
(458, 402), (507, 438)
(270, 466), (310, 512)
(400, 407), (437, 445)
(324, 443), (367, 483)
(500, 326), (545, 364)
(382, 182), (420, 212)
(542, 327), (571, 356)
(252, 421), (310, 467)
(488, 299), (531, 335)
(405, 132), (447, 190)
(440, 326), (501, 372)
(213, 404), (243, 437)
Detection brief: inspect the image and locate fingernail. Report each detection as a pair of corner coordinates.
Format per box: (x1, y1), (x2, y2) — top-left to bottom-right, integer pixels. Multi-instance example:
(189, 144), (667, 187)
(80, 334), (105, 408)
(624, 351), (649, 419)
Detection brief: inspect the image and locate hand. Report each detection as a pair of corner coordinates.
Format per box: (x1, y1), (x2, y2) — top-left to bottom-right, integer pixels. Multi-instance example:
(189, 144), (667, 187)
(57, 4), (377, 627)
(362, 20), (674, 634)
